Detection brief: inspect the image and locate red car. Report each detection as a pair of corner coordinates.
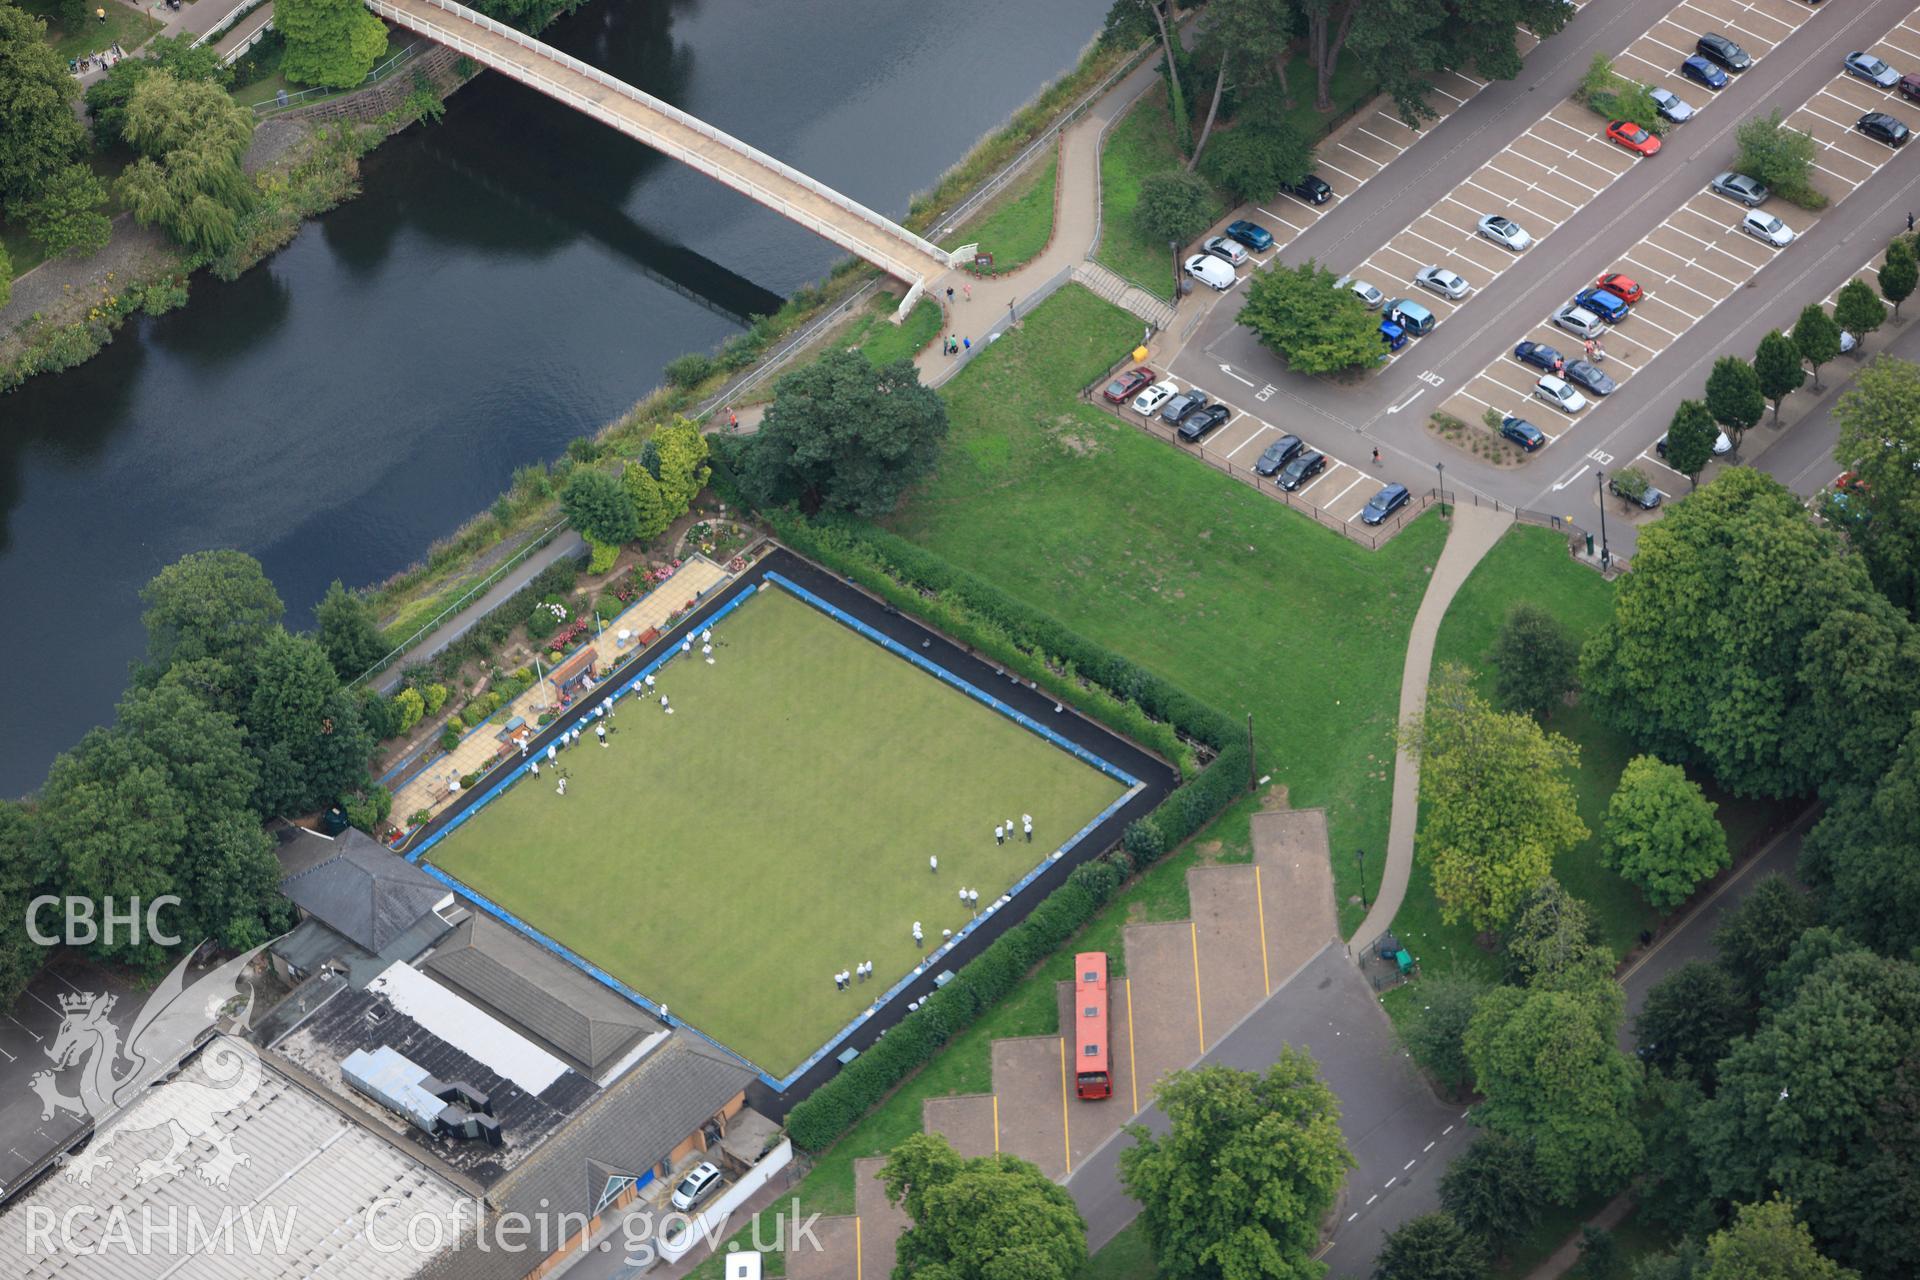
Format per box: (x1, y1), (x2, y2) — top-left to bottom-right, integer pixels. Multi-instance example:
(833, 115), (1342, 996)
(1102, 367), (1155, 404)
(1595, 272), (1643, 304)
(1606, 120), (1662, 156)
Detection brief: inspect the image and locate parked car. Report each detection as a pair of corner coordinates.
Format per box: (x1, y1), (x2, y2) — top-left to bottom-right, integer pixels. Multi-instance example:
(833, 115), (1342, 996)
(1414, 265), (1470, 299)
(1282, 174), (1333, 204)
(1710, 171), (1769, 205)
(671, 1162), (724, 1212)
(1680, 55), (1729, 91)
(1858, 112), (1910, 147)
(1564, 359), (1617, 396)
(1184, 254), (1237, 290)
(1360, 483), (1411, 526)
(1203, 235), (1249, 266)
(1657, 429), (1733, 457)
(1224, 219), (1274, 251)
(1132, 378), (1179, 415)
(1574, 287), (1631, 323)
(1159, 387), (1209, 425)
(1740, 209), (1795, 247)
(1650, 87), (1695, 123)
(1178, 403), (1231, 443)
(1276, 449), (1327, 490)
(1596, 272), (1643, 304)
(1901, 73), (1920, 104)
(1500, 415), (1548, 451)
(1845, 51), (1901, 88)
(1696, 33), (1751, 72)
(1477, 213), (1533, 251)
(1254, 434), (1304, 476)
(1102, 367), (1155, 404)
(1514, 341), (1565, 373)
(1336, 275), (1385, 310)
(1610, 472), (1665, 508)
(1553, 305), (1605, 340)
(1386, 298), (1436, 336)
(1535, 374), (1589, 414)
(1607, 120), (1662, 156)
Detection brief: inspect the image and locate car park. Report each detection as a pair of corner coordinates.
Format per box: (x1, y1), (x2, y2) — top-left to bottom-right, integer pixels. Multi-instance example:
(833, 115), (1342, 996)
(1499, 415), (1547, 451)
(1254, 434), (1304, 476)
(1102, 367), (1154, 403)
(1132, 378), (1178, 415)
(1845, 52), (1901, 89)
(1535, 375), (1588, 413)
(1553, 305), (1606, 340)
(1360, 483), (1411, 525)
(1696, 34), (1751, 72)
(1858, 112), (1910, 147)
(1476, 214), (1532, 251)
(1740, 210), (1794, 247)
(1178, 403), (1231, 443)
(1710, 172), (1769, 206)
(1574, 287), (1630, 323)
(1276, 449), (1327, 490)
(1610, 474), (1665, 508)
(1159, 388), (1209, 425)
(1224, 219), (1273, 251)
(671, 1162), (724, 1212)
(1184, 254), (1236, 290)
(1282, 174), (1333, 205)
(1386, 298), (1435, 336)
(1657, 429), (1733, 457)
(1595, 272), (1643, 304)
(1650, 88), (1694, 123)
(1680, 55), (1728, 91)
(1203, 235), (1249, 266)
(1513, 341), (1565, 373)
(1337, 275), (1386, 309)
(1414, 265), (1470, 299)
(1606, 120), (1661, 156)
(1564, 360), (1617, 396)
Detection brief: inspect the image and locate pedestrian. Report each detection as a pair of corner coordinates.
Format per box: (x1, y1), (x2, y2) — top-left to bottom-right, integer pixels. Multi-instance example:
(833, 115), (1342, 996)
(1909, 211), (1914, 232)
(831, 971), (840, 990)
(969, 888), (979, 909)
(702, 628), (712, 644)
(945, 286), (955, 305)
(963, 281), (972, 302)
(728, 407), (739, 430)
(962, 336), (971, 352)
(994, 824), (1004, 845)
(702, 644), (712, 656)
(556, 777), (568, 796)
(1372, 448), (1381, 466)
(1004, 817), (1013, 838)
(530, 760), (540, 777)
(930, 854), (939, 873)
(912, 921), (923, 948)
(958, 888), (968, 907)
(942, 929), (952, 942)
(571, 726), (583, 746)
(1022, 814), (1033, 842)
(645, 673), (656, 692)
(603, 696), (614, 718)
(547, 743), (558, 763)
(596, 723), (608, 747)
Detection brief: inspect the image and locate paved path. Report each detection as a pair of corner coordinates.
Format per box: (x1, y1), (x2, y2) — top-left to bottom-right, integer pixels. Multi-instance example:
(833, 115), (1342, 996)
(1353, 501), (1513, 955)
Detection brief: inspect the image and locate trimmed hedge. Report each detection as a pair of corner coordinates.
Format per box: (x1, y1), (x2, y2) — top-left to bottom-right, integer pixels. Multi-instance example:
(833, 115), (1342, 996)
(772, 514), (1248, 1153)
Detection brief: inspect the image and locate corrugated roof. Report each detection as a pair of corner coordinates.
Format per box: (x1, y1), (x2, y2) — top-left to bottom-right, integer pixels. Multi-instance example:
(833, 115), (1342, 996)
(279, 830), (450, 953)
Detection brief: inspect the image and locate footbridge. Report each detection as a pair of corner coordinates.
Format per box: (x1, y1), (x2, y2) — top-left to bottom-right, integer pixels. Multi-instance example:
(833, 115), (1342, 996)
(366, 0), (965, 318)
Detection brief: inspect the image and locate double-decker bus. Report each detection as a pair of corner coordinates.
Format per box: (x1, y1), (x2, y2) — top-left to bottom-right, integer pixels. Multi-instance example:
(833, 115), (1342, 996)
(1073, 951), (1111, 1101)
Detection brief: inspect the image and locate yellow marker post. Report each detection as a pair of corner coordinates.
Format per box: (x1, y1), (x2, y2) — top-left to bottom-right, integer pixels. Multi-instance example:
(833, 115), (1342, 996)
(1255, 865), (1272, 995)
(1190, 920), (1206, 1053)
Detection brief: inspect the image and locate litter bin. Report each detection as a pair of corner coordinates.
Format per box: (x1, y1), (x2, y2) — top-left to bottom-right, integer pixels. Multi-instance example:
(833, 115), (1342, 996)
(1585, 532), (1595, 557)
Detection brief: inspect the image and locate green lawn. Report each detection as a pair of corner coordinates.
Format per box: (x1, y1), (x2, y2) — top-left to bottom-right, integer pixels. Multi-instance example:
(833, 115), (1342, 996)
(1079, 1220), (1157, 1278)
(840, 295), (942, 367)
(945, 150), (1059, 273)
(426, 586), (1125, 1075)
(18, 0), (162, 63)
(1094, 85), (1224, 296)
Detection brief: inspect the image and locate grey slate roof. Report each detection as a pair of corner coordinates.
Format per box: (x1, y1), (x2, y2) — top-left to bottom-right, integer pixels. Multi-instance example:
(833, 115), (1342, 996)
(419, 913), (660, 1078)
(279, 829), (451, 953)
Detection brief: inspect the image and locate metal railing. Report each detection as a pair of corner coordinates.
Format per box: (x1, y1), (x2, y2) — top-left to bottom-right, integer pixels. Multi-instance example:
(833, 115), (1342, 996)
(249, 41), (424, 115)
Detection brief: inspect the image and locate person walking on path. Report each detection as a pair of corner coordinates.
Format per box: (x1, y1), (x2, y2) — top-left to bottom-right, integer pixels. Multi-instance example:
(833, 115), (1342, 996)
(945, 286), (954, 305)
(728, 407), (738, 430)
(962, 336), (971, 352)
(1372, 448), (1381, 466)
(963, 281), (971, 302)
(1909, 211), (1914, 232)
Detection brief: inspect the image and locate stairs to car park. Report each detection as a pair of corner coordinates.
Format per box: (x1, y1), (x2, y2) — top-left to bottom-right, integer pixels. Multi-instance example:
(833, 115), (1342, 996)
(1071, 263), (1179, 329)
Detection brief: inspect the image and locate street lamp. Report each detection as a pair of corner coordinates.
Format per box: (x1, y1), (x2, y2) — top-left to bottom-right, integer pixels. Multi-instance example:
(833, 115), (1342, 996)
(1356, 848), (1369, 911)
(1595, 468), (1611, 568)
(1435, 461), (1445, 507)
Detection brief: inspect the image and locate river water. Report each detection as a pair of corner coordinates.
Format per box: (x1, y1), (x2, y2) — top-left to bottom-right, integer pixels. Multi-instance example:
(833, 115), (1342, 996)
(0, 0), (1106, 797)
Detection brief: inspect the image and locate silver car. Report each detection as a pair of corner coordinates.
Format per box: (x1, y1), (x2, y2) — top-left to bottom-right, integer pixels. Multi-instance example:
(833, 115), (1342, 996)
(1552, 305), (1605, 340)
(1335, 275), (1385, 309)
(1740, 210), (1794, 248)
(1650, 87), (1694, 123)
(1414, 266), (1470, 299)
(1844, 51), (1900, 89)
(1202, 235), (1249, 266)
(1535, 375), (1589, 414)
(1477, 214), (1533, 251)
(1710, 172), (1768, 206)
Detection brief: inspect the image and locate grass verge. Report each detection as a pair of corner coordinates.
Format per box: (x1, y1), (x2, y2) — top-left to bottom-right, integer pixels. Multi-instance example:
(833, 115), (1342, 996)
(840, 295), (943, 368)
(944, 150), (1059, 273)
(18, 0), (162, 63)
(1094, 85), (1219, 296)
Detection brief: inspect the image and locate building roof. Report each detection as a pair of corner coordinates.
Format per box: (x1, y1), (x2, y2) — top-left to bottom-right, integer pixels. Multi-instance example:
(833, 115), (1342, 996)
(418, 913), (660, 1079)
(279, 829), (452, 953)
(0, 1036), (466, 1280)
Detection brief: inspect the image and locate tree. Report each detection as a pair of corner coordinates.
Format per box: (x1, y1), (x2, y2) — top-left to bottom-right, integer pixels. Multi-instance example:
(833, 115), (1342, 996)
(880, 1133), (1087, 1279)
(1396, 971), (1491, 1094)
(1663, 399), (1719, 485)
(653, 417), (711, 512)
(1187, 0), (1295, 169)
(1239, 259), (1384, 375)
(1372, 1212), (1488, 1280)
(1405, 665), (1588, 933)
(1831, 356), (1920, 612)
(1711, 874), (1819, 1004)
(1753, 329), (1804, 423)
(1734, 111), (1820, 204)
(622, 462), (675, 542)
(0, 4), (88, 212)
(1464, 984), (1643, 1204)
(560, 466), (641, 546)
(1133, 169), (1216, 247)
(1119, 1052), (1353, 1280)
(1199, 122), (1314, 204)
(1704, 356), (1763, 453)
(1834, 279), (1886, 348)
(742, 348), (947, 518)
(0, 802), (48, 1009)
(278, 0), (390, 88)
(138, 549), (286, 711)
(1800, 716), (1920, 955)
(1501, 878), (1614, 992)
(1490, 602), (1579, 720)
(0, 242), (10, 311)
(1880, 236), (1917, 318)
(315, 579), (387, 681)
(1793, 303), (1842, 390)
(1702, 1198), (1859, 1280)
(16, 163), (110, 260)
(1603, 755), (1728, 910)
(1439, 1133), (1543, 1251)
(245, 628), (375, 816)
(1791, 602), (1920, 786)
(84, 35), (229, 147)
(117, 72), (256, 256)
(1634, 961), (1748, 1091)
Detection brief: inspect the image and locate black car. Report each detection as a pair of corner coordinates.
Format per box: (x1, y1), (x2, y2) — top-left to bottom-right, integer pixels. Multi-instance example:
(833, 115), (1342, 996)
(1513, 341), (1565, 373)
(1254, 434), (1304, 476)
(1159, 388), (1210, 425)
(1276, 449), (1327, 490)
(1696, 33), (1751, 72)
(1282, 174), (1333, 205)
(1563, 359), (1617, 396)
(1610, 472), (1665, 509)
(1360, 483), (1411, 526)
(1178, 403), (1232, 443)
(1858, 112), (1911, 147)
(1499, 415), (1548, 451)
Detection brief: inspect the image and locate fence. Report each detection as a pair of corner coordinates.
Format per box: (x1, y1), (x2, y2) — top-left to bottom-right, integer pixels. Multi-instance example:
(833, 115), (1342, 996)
(250, 41), (426, 116)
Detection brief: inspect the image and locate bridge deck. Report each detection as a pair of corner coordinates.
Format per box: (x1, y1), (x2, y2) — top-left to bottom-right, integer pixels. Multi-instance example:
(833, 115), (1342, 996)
(370, 0), (953, 292)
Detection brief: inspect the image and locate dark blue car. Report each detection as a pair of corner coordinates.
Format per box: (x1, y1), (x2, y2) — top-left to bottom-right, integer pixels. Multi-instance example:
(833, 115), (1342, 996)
(1680, 55), (1728, 90)
(1225, 220), (1274, 252)
(1514, 341), (1565, 373)
(1361, 484), (1411, 526)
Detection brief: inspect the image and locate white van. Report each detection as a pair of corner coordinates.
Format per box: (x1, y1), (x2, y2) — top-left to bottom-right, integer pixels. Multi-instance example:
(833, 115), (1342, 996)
(1184, 254), (1237, 291)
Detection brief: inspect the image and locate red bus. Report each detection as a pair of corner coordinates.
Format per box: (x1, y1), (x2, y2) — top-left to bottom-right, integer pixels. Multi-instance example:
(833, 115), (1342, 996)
(1074, 951), (1111, 1100)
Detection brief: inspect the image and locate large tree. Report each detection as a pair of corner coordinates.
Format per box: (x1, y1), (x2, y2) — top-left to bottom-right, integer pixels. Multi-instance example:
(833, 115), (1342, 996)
(1603, 754), (1728, 910)
(278, 0), (390, 89)
(1438, 1133), (1542, 1251)
(1663, 398), (1720, 486)
(743, 348), (947, 518)
(1704, 355), (1764, 453)
(0, 4), (88, 211)
(1880, 236), (1917, 318)
(1239, 259), (1385, 376)
(1372, 1212), (1487, 1280)
(1187, 0), (1295, 169)
(1199, 119), (1314, 204)
(653, 417), (711, 512)
(1500, 877), (1613, 992)
(84, 34), (230, 147)
(117, 71), (256, 256)
(1134, 169), (1217, 246)
(1711, 874), (1820, 1005)
(1634, 960), (1748, 1091)
(1702, 1198), (1860, 1280)
(622, 462), (675, 542)
(1395, 970), (1490, 1095)
(0, 802), (48, 1009)
(245, 628), (375, 816)
(1753, 329), (1804, 423)
(1734, 110), (1819, 204)
(560, 467), (641, 546)
(14, 163), (110, 260)
(1489, 602), (1578, 720)
(1831, 356), (1920, 613)
(1119, 1052), (1353, 1280)
(1835, 279), (1886, 349)
(1799, 715), (1920, 956)
(315, 579), (387, 682)
(880, 1133), (1087, 1279)
(1793, 304), (1842, 390)
(138, 548), (286, 712)
(1405, 664), (1587, 933)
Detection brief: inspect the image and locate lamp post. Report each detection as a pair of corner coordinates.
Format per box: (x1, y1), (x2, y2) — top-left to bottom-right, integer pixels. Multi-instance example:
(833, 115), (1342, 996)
(1435, 461), (1446, 509)
(1595, 468), (1611, 568)
(1356, 848), (1369, 911)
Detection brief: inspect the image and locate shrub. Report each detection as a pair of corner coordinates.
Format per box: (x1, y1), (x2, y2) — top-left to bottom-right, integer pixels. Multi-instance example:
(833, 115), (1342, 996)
(423, 683), (449, 715)
(438, 725), (461, 752)
(596, 592), (627, 622)
(664, 352), (716, 389)
(392, 686), (425, 732)
(525, 598), (566, 641)
(587, 538), (620, 574)
(358, 687), (401, 741)
(342, 785), (392, 835)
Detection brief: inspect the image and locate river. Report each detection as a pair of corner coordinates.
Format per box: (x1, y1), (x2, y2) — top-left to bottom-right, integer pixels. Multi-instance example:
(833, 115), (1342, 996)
(0, 0), (1108, 797)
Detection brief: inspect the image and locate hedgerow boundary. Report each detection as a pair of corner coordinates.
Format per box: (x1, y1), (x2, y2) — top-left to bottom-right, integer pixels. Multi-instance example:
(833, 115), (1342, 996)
(766, 511), (1247, 1152)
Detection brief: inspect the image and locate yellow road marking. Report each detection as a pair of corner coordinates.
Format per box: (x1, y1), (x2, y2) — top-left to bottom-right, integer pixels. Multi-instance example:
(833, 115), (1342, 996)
(1125, 977), (1139, 1114)
(855, 1215), (863, 1280)
(1255, 865), (1272, 995)
(992, 1093), (1000, 1152)
(1190, 920), (1206, 1053)
(1058, 1036), (1073, 1174)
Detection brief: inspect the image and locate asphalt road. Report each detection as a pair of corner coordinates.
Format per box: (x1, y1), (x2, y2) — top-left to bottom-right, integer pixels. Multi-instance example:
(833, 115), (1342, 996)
(1168, 0), (1920, 560)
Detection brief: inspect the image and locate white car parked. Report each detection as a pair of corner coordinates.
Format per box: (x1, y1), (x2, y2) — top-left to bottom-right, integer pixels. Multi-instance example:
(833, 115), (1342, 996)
(1414, 266), (1470, 299)
(1535, 375), (1589, 414)
(1477, 214), (1533, 251)
(1552, 305), (1606, 340)
(1740, 210), (1795, 247)
(1185, 254), (1237, 290)
(1335, 275), (1386, 309)
(670, 1162), (724, 1212)
(1132, 378), (1179, 416)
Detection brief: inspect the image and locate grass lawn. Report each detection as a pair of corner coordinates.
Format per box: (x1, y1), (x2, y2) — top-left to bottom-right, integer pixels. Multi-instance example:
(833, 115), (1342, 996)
(1079, 1219), (1157, 1278)
(944, 150), (1059, 272)
(840, 295), (942, 368)
(1094, 85), (1224, 296)
(426, 586), (1126, 1075)
(17, 0), (162, 63)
